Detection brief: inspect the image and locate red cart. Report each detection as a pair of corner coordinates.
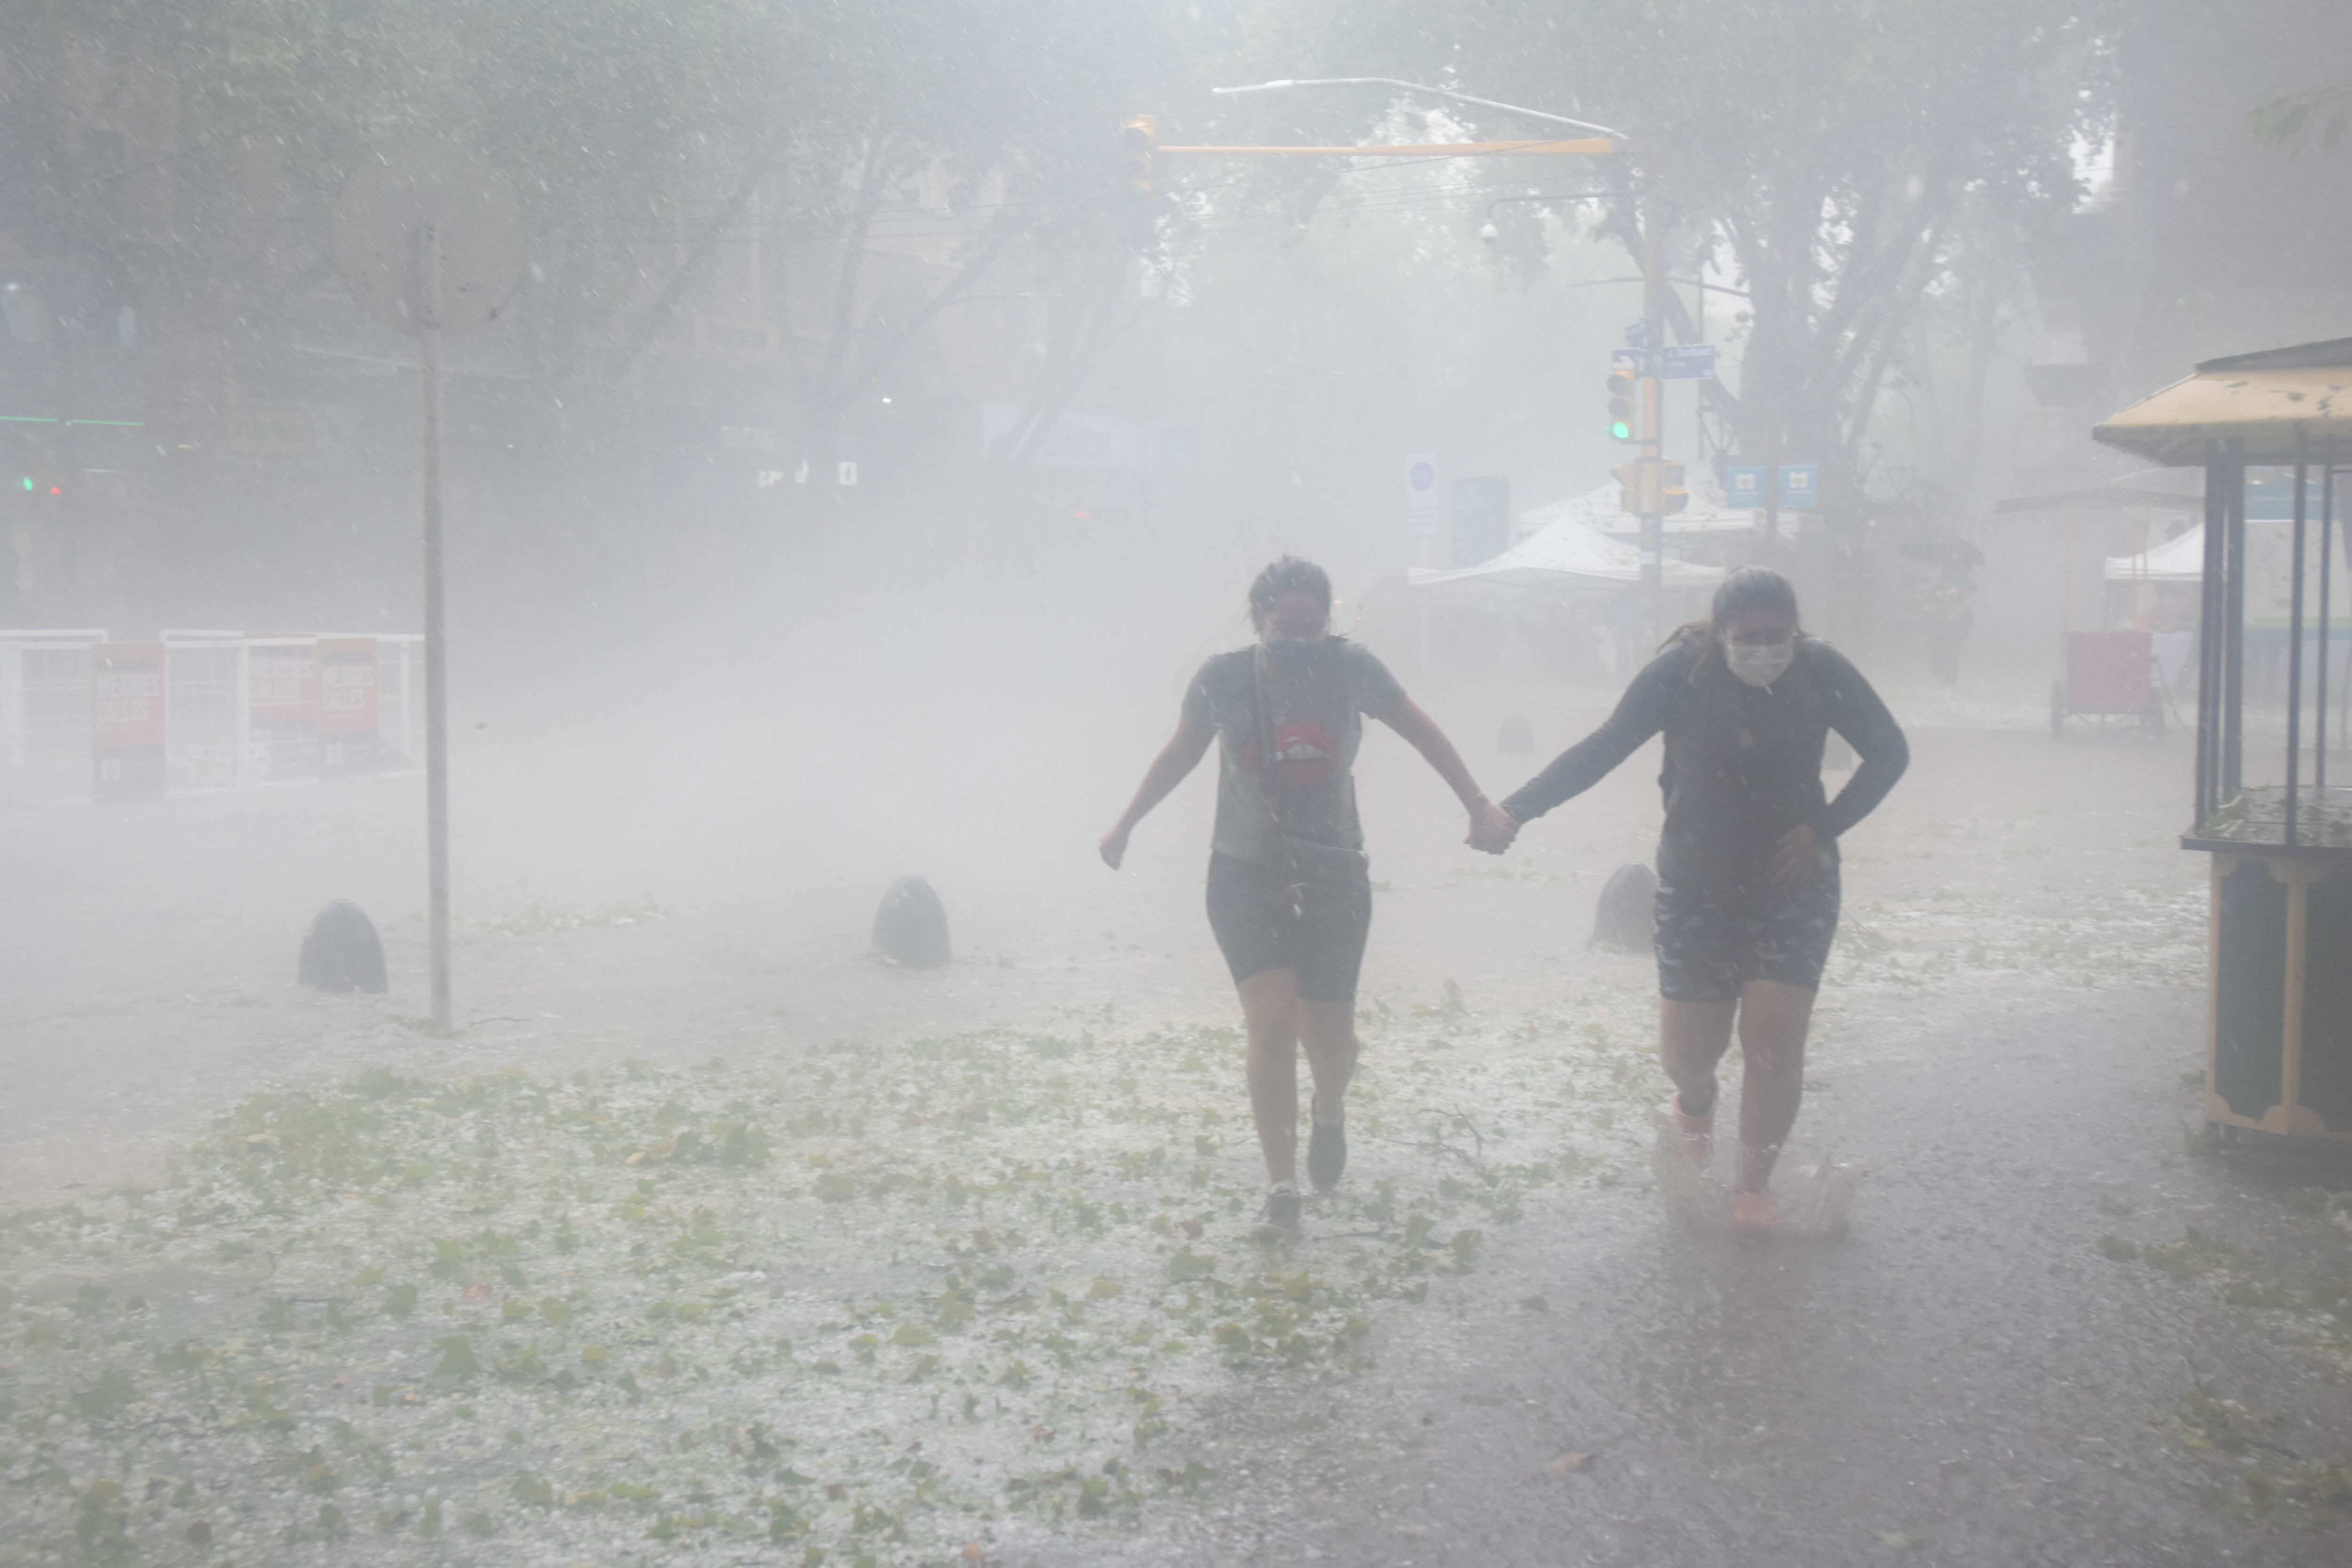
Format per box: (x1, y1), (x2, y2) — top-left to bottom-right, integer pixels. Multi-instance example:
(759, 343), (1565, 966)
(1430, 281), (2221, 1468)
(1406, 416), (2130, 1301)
(2050, 629), (2164, 738)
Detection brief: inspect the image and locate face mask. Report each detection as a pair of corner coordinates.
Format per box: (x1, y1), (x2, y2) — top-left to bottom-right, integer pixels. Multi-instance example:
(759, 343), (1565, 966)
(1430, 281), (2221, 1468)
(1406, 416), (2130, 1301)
(1725, 637), (1795, 688)
(1263, 638), (1324, 674)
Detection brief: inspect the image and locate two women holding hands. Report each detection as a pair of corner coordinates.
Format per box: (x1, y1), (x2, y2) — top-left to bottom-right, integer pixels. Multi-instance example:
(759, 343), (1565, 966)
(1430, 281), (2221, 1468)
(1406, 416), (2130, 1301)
(1103, 558), (1905, 1239)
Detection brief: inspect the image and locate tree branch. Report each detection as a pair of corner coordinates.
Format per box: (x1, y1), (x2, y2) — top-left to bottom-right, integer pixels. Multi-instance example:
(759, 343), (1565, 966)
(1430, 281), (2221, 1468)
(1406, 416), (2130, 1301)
(992, 253), (1128, 462)
(609, 156), (775, 381)
(813, 136), (903, 418)
(831, 214), (1022, 411)
(1004, 281), (1156, 468)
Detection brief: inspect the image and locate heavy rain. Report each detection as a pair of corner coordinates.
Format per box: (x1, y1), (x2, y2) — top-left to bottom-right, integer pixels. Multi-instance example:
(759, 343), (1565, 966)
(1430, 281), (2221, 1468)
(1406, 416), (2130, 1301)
(3, 3), (2351, 1565)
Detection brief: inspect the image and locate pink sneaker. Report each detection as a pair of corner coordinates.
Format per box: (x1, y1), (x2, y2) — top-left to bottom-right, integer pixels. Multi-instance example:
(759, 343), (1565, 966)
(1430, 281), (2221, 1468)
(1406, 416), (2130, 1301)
(1731, 1189), (1784, 1231)
(1669, 1091), (1715, 1169)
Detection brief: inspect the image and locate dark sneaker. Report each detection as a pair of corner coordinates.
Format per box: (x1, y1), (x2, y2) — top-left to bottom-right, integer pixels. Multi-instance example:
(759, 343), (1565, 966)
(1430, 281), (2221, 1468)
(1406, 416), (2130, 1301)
(1306, 1101), (1347, 1192)
(1251, 1184), (1302, 1243)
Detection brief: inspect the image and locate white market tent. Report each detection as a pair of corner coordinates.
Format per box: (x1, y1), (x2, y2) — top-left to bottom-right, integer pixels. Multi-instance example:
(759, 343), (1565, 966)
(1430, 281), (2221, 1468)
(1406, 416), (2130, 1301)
(1517, 475), (1762, 543)
(2104, 524), (2205, 582)
(1408, 505), (1724, 597)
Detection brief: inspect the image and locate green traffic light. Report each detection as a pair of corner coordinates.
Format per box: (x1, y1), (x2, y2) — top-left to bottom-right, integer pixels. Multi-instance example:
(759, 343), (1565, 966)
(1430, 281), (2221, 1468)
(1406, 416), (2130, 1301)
(17, 477), (29, 491)
(1609, 420), (1632, 441)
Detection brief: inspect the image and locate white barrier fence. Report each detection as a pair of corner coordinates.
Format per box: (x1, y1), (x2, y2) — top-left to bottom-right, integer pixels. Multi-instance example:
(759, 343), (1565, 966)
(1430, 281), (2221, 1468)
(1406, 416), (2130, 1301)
(0, 631), (422, 804)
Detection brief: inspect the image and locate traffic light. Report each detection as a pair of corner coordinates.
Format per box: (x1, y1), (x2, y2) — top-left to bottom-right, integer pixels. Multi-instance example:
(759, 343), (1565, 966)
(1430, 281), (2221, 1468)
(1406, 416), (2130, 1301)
(1658, 461), (1688, 515)
(1606, 357), (1637, 442)
(1612, 459), (1688, 515)
(1120, 117), (1158, 196)
(1116, 117), (1161, 241)
(1613, 460), (1642, 515)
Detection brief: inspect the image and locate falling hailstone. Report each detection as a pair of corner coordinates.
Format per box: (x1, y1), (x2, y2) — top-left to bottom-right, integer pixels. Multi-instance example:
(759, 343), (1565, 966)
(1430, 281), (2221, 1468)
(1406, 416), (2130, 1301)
(1651, 1106), (1859, 1240)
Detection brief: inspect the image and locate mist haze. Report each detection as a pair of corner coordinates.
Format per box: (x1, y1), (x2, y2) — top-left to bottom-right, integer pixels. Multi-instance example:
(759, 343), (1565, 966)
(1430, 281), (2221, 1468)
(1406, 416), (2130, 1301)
(4, 3), (2352, 1565)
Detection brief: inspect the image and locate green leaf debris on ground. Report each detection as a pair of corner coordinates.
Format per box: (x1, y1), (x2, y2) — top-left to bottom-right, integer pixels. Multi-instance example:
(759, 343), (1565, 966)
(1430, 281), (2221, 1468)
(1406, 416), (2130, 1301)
(0, 1007), (1662, 1566)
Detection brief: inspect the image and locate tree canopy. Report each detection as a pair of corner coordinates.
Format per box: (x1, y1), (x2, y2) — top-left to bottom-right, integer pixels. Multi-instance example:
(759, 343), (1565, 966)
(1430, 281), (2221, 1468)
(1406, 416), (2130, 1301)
(1225, 0), (2113, 512)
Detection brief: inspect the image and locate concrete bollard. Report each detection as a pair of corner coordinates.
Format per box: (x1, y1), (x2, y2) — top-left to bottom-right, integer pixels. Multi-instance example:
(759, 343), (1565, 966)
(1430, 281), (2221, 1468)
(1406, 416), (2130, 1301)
(299, 899), (389, 993)
(1590, 863), (1658, 953)
(874, 877), (952, 969)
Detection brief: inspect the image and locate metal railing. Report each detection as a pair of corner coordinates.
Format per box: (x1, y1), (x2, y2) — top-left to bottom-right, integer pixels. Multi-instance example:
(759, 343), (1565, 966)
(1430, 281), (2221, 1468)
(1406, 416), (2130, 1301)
(0, 631), (422, 804)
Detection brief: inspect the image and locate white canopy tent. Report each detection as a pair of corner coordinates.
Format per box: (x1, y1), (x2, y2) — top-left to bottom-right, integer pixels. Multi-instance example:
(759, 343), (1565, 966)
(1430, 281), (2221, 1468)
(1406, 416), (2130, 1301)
(2104, 524), (2205, 582)
(1408, 508), (1724, 597)
(2102, 527), (2203, 696)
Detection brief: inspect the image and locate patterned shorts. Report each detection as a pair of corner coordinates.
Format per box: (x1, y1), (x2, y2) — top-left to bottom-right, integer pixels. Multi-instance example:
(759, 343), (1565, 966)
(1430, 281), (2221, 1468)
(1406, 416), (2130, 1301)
(1653, 865), (1842, 1003)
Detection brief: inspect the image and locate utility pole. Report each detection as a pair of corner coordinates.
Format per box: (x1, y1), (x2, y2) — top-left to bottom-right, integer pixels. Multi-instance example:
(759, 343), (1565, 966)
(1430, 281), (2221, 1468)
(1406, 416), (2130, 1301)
(1639, 193), (1666, 643)
(1608, 190), (1691, 630)
(418, 222), (452, 1037)
(331, 134), (523, 1041)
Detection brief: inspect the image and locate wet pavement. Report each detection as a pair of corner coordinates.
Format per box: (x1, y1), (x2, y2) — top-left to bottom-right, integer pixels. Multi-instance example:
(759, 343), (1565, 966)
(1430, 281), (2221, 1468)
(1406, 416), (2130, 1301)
(1152, 982), (2350, 1568)
(1122, 720), (2352, 1567)
(3, 685), (2348, 1563)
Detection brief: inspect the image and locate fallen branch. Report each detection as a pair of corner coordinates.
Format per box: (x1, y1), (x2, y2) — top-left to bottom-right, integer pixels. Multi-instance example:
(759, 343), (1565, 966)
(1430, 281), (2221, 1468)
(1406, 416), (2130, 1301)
(1415, 1107), (1490, 1179)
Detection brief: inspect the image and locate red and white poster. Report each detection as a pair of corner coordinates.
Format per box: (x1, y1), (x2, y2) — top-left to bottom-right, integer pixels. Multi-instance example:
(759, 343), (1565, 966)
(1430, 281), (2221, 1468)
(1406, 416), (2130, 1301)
(246, 639), (320, 783)
(91, 642), (166, 802)
(319, 637), (380, 778)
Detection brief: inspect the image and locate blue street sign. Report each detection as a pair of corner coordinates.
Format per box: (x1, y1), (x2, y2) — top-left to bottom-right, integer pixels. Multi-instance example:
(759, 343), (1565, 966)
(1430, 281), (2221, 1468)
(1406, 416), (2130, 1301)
(1405, 451), (1442, 537)
(1609, 348), (1643, 373)
(1725, 465), (1767, 507)
(1661, 344), (1717, 381)
(1622, 321), (1652, 350)
(1779, 464), (1820, 510)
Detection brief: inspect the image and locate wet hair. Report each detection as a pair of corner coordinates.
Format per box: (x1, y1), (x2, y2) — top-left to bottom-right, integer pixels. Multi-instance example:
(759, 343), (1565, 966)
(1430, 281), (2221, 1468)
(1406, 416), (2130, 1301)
(1710, 565), (1799, 630)
(1247, 556), (1333, 628)
(1673, 565), (1801, 669)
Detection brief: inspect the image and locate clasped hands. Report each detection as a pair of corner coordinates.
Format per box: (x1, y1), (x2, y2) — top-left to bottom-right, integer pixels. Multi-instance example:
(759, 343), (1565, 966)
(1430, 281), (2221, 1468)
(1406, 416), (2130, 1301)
(1465, 797), (1519, 854)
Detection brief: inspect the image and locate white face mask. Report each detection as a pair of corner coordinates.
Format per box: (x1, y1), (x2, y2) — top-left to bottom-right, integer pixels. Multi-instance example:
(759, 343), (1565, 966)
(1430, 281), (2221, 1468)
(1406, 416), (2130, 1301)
(1725, 637), (1796, 688)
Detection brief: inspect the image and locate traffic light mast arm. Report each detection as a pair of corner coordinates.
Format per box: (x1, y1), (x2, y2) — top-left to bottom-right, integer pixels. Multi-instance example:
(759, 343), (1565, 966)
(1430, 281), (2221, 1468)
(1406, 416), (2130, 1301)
(1185, 77), (1625, 158)
(1153, 139), (1616, 156)
(1209, 77), (1628, 140)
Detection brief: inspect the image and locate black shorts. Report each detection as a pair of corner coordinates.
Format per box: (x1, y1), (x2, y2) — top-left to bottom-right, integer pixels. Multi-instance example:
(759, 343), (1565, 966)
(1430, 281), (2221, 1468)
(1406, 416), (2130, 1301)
(1653, 865), (1841, 1003)
(1205, 852), (1373, 1003)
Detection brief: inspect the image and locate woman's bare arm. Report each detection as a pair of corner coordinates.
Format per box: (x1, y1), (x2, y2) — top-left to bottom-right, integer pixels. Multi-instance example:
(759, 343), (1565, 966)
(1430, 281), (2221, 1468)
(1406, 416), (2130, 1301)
(1380, 698), (1520, 850)
(1099, 713), (1216, 868)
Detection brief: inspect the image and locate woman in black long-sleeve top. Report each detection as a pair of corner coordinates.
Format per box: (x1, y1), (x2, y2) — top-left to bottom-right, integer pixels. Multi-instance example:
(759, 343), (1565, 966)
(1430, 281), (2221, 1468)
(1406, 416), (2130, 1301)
(1480, 567), (1908, 1227)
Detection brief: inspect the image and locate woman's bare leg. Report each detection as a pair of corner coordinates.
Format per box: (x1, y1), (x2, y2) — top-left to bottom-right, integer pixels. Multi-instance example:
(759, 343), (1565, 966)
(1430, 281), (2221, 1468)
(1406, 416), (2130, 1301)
(1237, 968), (1304, 1186)
(1296, 998), (1359, 1120)
(1660, 998), (1738, 1112)
(1732, 979), (1816, 1193)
